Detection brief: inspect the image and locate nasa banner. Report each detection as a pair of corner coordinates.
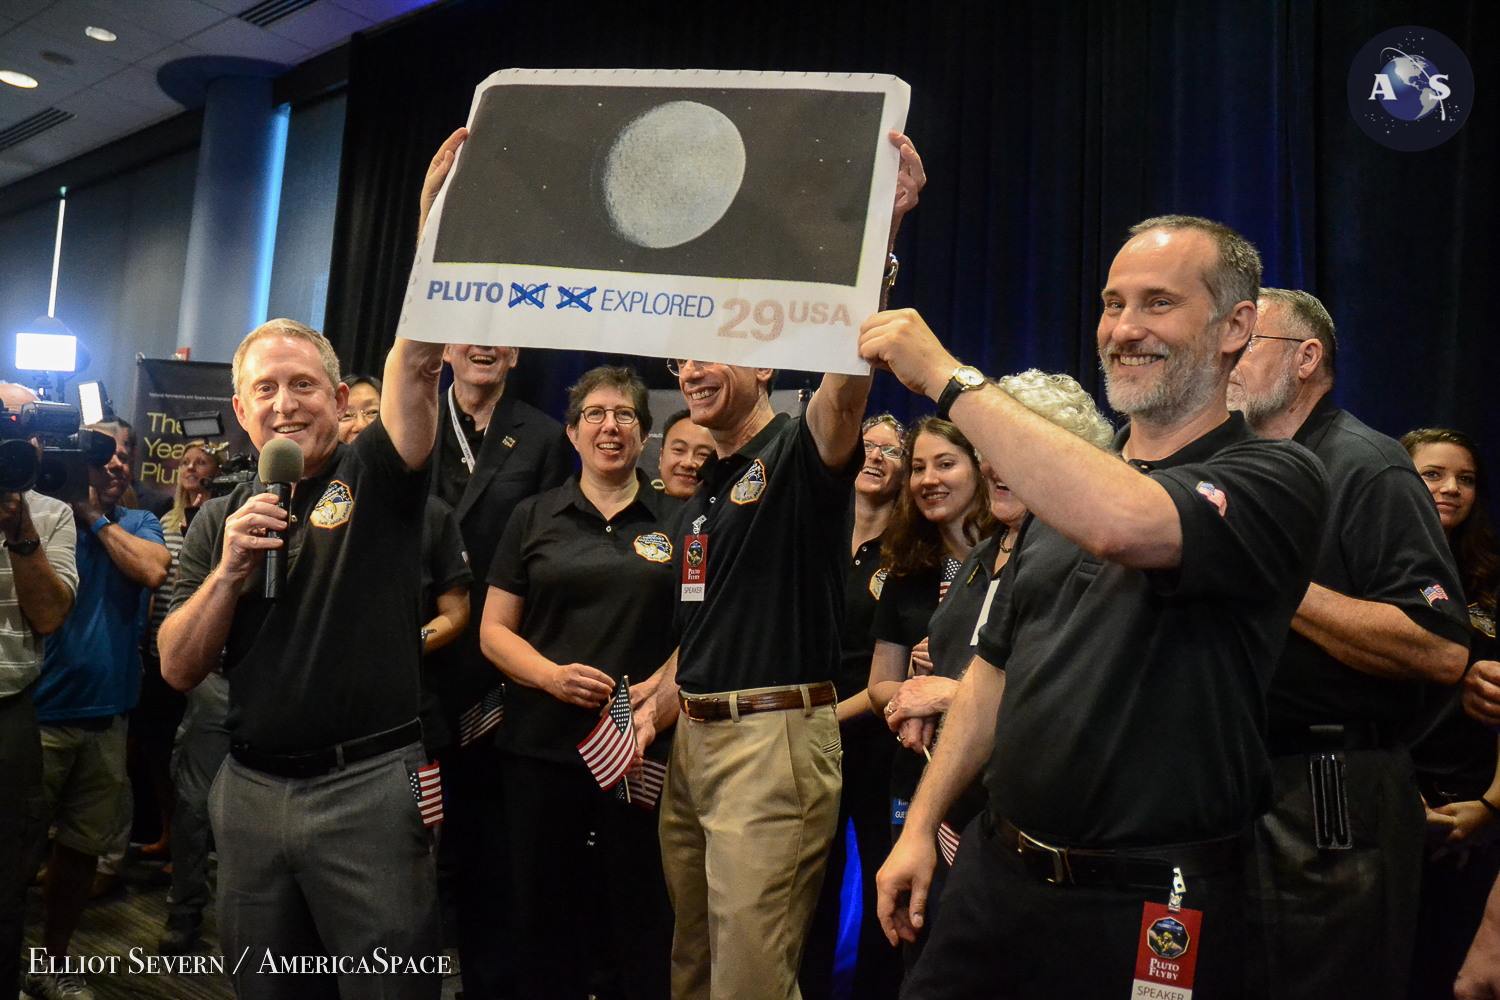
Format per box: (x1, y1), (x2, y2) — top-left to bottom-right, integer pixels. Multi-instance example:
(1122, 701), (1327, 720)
(397, 69), (911, 375)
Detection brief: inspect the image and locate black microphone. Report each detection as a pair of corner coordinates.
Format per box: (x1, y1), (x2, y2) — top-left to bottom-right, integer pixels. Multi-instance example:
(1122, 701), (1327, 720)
(258, 438), (303, 600)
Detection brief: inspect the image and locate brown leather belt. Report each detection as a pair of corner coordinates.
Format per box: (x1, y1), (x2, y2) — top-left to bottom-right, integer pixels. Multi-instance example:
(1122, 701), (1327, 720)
(995, 815), (1243, 889)
(680, 682), (836, 722)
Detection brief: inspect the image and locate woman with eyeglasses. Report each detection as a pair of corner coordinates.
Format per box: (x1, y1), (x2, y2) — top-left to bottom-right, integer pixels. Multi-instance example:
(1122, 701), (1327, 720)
(1399, 428), (1500, 1000)
(479, 366), (678, 1000)
(801, 414), (909, 1000)
(869, 373), (1115, 973)
(337, 374), (383, 444)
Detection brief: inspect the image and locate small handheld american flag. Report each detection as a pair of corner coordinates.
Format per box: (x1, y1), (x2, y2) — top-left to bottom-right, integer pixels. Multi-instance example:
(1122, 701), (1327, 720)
(578, 676), (635, 793)
(619, 756), (668, 810)
(937, 821), (961, 866)
(409, 763), (443, 827)
(458, 686), (504, 748)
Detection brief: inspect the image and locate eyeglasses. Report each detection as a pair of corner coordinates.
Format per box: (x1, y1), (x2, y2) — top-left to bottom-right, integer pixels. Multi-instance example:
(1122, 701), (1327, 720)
(863, 440), (904, 460)
(667, 359), (716, 377)
(1244, 334), (1308, 355)
(581, 405), (639, 426)
(339, 408), (380, 423)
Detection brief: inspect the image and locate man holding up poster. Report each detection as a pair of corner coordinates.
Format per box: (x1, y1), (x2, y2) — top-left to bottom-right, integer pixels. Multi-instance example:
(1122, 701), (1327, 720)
(864, 217), (1329, 997)
(629, 132), (924, 1000)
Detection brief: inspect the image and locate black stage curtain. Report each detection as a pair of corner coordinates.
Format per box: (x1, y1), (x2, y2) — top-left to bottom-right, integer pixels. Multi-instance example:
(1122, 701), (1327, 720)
(325, 0), (1497, 473)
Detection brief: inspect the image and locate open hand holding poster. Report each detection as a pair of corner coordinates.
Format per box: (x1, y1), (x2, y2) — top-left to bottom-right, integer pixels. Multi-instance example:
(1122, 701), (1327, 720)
(398, 69), (911, 374)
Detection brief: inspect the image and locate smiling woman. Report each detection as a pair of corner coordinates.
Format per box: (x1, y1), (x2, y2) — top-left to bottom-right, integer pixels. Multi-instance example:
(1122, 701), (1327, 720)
(477, 364), (679, 999)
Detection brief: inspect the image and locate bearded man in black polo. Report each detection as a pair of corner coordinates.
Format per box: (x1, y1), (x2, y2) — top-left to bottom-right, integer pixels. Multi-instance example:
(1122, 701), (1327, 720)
(864, 216), (1329, 998)
(159, 135), (458, 1000)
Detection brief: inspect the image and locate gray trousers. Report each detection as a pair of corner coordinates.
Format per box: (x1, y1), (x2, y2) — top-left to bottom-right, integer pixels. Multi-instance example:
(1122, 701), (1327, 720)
(208, 740), (442, 1000)
(1245, 748), (1425, 1000)
(167, 673), (230, 917)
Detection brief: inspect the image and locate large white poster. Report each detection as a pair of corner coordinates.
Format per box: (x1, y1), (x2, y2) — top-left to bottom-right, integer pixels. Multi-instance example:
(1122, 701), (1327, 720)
(397, 69), (911, 374)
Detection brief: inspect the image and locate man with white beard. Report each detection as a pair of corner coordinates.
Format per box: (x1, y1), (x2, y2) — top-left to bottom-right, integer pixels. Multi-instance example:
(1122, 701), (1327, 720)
(1227, 287), (1469, 999)
(862, 216), (1329, 997)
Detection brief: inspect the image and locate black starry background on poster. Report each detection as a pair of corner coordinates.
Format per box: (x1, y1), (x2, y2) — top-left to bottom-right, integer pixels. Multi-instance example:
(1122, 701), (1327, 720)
(432, 84), (886, 285)
(1345, 25), (1473, 152)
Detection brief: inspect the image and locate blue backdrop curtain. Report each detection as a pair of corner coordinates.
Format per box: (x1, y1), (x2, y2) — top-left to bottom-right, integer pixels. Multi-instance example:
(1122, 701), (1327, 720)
(323, 0), (1496, 471)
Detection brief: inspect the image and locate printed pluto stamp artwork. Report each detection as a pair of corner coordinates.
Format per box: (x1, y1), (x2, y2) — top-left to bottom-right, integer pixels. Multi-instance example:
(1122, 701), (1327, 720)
(400, 69), (910, 375)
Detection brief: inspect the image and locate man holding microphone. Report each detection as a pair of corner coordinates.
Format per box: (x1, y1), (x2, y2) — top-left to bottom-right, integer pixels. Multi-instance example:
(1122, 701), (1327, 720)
(159, 133), (462, 1000)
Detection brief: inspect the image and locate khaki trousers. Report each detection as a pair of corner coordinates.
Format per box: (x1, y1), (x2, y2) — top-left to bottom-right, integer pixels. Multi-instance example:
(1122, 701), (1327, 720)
(660, 692), (842, 1000)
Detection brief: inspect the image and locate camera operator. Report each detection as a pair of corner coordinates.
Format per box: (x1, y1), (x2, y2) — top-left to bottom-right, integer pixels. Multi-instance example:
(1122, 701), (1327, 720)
(0, 383), (77, 1000)
(26, 420), (168, 1000)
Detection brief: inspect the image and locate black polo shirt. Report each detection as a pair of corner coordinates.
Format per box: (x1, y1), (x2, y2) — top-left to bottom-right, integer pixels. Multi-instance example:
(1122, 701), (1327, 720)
(874, 558), (964, 805)
(1264, 397), (1470, 737)
(172, 419), (427, 755)
(977, 412), (1328, 847)
(417, 496), (473, 755)
(674, 413), (858, 694)
(488, 471), (681, 766)
(914, 533), (1007, 825)
(837, 535), (885, 702)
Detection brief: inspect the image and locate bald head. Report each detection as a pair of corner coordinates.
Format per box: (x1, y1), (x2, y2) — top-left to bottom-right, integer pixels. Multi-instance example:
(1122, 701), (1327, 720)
(0, 383), (38, 411)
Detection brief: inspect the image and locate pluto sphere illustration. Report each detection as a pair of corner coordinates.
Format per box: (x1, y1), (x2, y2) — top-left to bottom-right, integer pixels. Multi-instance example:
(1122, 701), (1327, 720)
(601, 101), (746, 249)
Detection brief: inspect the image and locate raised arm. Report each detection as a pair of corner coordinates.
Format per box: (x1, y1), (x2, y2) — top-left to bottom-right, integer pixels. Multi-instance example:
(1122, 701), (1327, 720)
(1, 494), (74, 635)
(383, 127), (469, 470)
(859, 312), (1182, 569)
(805, 131), (926, 470)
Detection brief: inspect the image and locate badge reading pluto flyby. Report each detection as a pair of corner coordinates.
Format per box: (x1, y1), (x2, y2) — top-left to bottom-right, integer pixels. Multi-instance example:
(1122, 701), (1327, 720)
(1132, 902), (1202, 999)
(398, 69), (910, 375)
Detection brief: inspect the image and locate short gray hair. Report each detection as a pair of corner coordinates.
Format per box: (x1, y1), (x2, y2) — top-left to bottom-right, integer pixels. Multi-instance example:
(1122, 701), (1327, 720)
(995, 369), (1116, 450)
(1259, 287), (1337, 376)
(1128, 215), (1262, 322)
(232, 319), (342, 397)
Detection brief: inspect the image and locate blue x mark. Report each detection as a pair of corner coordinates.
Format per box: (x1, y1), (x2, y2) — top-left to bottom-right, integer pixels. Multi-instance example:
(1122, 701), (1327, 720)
(508, 282), (548, 308)
(557, 286), (597, 311)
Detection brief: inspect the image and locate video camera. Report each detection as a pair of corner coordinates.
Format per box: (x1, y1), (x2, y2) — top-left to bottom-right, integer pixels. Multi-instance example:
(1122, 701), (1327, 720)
(0, 401), (116, 505)
(174, 411), (256, 500)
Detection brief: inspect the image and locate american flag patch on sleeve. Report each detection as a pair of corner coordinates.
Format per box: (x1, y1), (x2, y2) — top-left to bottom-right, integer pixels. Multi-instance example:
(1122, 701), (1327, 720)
(409, 763), (443, 827)
(1422, 584), (1450, 606)
(937, 821), (961, 866)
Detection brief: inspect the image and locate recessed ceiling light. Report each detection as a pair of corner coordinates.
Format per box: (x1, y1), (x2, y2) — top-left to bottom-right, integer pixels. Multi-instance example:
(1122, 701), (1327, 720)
(85, 26), (117, 42)
(0, 70), (39, 89)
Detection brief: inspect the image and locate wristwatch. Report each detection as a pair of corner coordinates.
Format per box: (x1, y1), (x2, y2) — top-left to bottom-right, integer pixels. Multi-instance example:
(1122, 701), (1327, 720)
(935, 365), (986, 420)
(883, 252), (900, 291)
(4, 535), (40, 557)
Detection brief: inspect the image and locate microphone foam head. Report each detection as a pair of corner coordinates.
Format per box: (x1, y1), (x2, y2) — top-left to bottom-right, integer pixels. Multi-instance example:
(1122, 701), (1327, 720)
(258, 438), (305, 485)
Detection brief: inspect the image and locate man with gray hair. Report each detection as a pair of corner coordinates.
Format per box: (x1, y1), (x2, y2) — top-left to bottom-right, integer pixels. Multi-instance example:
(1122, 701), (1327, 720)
(1228, 287), (1469, 998)
(865, 216), (1328, 994)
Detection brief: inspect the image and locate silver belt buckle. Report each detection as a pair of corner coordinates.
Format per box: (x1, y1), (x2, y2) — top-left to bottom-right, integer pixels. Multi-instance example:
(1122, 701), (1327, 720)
(1018, 829), (1072, 884)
